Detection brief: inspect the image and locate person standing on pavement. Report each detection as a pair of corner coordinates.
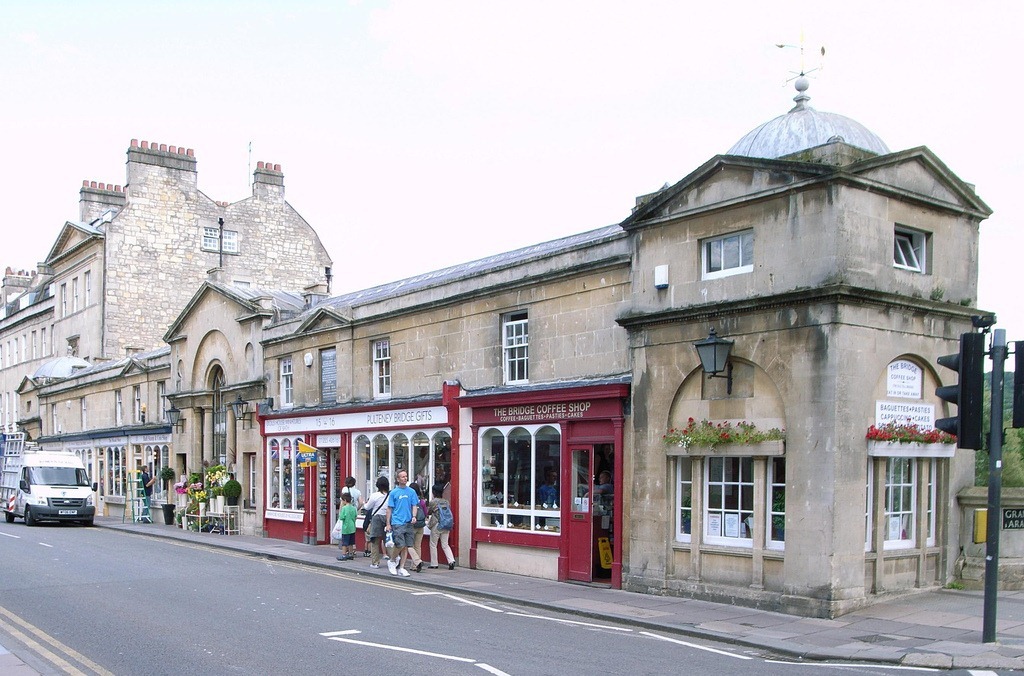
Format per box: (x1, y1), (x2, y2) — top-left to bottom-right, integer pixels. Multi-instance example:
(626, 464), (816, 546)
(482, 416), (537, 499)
(341, 475), (363, 511)
(335, 492), (358, 561)
(427, 483), (456, 569)
(385, 469), (419, 577)
(140, 466), (156, 507)
(405, 482), (427, 573)
(364, 476), (390, 568)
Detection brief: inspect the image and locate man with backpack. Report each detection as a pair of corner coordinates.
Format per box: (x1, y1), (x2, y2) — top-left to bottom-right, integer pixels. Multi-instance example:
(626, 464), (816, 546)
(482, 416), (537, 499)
(427, 483), (456, 569)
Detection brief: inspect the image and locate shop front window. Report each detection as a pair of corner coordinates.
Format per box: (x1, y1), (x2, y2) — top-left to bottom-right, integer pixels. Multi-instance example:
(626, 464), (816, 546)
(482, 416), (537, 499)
(353, 430), (452, 501)
(479, 425), (561, 533)
(768, 457), (786, 549)
(267, 436), (303, 510)
(106, 446), (126, 497)
(884, 457), (915, 549)
(676, 457), (692, 542)
(705, 456), (753, 545)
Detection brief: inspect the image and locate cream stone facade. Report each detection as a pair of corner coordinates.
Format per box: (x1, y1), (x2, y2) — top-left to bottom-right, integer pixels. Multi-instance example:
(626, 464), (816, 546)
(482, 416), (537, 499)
(3, 139), (332, 522)
(8, 84), (994, 617)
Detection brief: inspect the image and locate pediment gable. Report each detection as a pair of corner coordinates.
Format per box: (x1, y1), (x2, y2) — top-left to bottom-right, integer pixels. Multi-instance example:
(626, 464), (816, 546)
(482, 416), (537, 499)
(296, 307), (351, 334)
(622, 156), (831, 228)
(164, 282), (267, 343)
(46, 222), (104, 264)
(847, 147), (991, 217)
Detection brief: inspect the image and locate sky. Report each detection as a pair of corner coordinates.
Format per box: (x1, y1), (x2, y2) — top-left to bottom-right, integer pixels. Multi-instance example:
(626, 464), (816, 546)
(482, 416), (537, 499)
(2, 1), (1022, 346)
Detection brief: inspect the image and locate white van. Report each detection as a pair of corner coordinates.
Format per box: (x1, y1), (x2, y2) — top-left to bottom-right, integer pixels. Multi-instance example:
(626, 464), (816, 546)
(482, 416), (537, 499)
(2, 435), (96, 527)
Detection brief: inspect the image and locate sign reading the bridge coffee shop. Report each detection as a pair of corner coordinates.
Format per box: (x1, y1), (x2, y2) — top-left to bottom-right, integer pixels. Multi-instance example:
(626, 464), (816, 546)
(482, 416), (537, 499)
(474, 398), (619, 425)
(1004, 509), (1024, 530)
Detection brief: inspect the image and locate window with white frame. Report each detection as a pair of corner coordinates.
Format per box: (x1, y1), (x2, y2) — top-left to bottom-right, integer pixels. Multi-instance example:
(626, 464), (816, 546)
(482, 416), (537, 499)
(372, 339), (391, 398)
(267, 437), (303, 511)
(884, 457), (915, 548)
(72, 276), (79, 313)
(40, 328), (47, 357)
(925, 459), (937, 547)
(115, 390), (123, 426)
(84, 270), (92, 306)
(201, 226), (240, 253)
(51, 403), (58, 434)
(280, 357), (294, 407)
(31, 331), (37, 359)
(702, 229), (753, 280)
(705, 456), (754, 544)
(106, 446), (126, 497)
(133, 385), (142, 423)
(676, 457), (693, 542)
(894, 226), (927, 273)
(81, 398), (87, 429)
(61, 283), (67, 317)
(502, 311), (529, 384)
(478, 425), (560, 533)
(768, 457), (786, 548)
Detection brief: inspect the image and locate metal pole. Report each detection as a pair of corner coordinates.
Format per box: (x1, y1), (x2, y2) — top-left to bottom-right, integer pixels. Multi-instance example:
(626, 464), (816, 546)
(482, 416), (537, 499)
(983, 328), (1006, 643)
(218, 217), (225, 269)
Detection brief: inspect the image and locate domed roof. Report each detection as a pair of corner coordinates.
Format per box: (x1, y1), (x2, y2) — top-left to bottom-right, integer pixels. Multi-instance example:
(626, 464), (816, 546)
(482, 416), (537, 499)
(727, 77), (889, 159)
(32, 356), (91, 381)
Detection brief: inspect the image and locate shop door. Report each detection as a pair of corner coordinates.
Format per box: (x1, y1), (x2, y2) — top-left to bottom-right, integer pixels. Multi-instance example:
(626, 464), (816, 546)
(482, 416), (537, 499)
(566, 447), (594, 581)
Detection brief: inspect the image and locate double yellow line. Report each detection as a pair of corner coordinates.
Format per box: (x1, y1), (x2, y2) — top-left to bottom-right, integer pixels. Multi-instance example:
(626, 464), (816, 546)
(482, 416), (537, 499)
(0, 604), (113, 676)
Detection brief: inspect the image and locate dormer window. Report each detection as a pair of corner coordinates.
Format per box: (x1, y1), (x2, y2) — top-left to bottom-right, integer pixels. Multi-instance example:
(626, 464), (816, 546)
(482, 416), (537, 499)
(702, 229), (753, 280)
(894, 226), (927, 273)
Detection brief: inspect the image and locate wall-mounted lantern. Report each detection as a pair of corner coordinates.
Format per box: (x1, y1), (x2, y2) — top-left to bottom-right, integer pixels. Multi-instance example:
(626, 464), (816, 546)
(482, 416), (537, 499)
(229, 395), (253, 430)
(166, 404), (185, 432)
(693, 328), (734, 395)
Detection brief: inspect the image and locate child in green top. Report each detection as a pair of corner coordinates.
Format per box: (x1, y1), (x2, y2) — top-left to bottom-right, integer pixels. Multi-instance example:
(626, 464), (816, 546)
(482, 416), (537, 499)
(336, 492), (358, 561)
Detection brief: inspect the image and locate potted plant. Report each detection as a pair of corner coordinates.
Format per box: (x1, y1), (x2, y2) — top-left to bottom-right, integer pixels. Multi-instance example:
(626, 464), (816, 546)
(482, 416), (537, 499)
(159, 466), (178, 524)
(222, 478), (243, 507)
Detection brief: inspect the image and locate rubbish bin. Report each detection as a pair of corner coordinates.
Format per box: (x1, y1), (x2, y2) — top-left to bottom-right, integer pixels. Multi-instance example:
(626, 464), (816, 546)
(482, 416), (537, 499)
(161, 503), (176, 525)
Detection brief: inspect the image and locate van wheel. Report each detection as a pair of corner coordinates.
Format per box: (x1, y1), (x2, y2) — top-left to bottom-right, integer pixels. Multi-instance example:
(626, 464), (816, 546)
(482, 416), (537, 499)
(81, 518), (94, 527)
(25, 507), (37, 526)
(4, 511), (14, 523)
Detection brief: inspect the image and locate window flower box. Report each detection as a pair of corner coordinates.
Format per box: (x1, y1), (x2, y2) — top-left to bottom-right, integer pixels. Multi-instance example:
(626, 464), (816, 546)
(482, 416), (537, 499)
(866, 421), (956, 458)
(867, 440), (955, 458)
(667, 440), (784, 457)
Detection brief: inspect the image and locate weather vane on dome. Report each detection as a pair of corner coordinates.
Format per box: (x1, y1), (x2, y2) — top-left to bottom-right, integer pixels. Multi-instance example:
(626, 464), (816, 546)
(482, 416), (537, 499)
(776, 30), (825, 84)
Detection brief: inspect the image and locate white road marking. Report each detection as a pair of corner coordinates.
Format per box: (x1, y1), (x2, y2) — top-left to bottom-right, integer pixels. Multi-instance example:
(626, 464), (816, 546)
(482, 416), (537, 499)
(39, 542), (53, 548)
(324, 634), (476, 662)
(967, 672), (999, 676)
(506, 611), (632, 631)
(640, 630), (753, 659)
(439, 593), (504, 613)
(476, 663), (512, 675)
(319, 630), (360, 637)
(0, 531), (19, 538)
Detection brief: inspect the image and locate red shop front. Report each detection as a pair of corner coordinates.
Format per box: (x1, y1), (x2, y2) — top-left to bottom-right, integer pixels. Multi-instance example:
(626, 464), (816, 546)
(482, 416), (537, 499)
(261, 386), (459, 547)
(460, 381), (628, 588)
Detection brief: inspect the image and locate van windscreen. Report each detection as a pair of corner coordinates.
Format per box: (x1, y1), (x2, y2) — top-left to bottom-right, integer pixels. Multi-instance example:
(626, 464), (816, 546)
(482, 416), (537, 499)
(28, 467), (91, 487)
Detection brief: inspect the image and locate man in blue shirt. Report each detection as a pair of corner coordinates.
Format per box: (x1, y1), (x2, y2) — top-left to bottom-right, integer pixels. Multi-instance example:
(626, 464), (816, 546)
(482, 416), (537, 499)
(385, 469), (419, 577)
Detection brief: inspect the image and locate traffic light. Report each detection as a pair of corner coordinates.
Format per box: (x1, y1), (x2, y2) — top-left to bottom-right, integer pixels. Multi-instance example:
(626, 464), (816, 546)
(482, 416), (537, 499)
(1014, 341), (1024, 429)
(936, 332), (986, 449)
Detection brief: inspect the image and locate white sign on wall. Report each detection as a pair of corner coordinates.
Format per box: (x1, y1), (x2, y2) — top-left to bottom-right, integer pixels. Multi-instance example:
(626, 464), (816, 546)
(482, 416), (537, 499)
(887, 360), (923, 399)
(265, 406), (448, 435)
(875, 401), (935, 428)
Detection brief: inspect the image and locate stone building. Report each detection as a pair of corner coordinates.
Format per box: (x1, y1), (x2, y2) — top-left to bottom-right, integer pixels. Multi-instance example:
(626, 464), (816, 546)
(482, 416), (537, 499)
(3, 139), (332, 516)
(14, 81), (992, 616)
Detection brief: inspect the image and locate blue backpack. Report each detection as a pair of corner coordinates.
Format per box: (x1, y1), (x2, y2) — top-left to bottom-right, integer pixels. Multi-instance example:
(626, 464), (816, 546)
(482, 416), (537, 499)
(437, 502), (454, 530)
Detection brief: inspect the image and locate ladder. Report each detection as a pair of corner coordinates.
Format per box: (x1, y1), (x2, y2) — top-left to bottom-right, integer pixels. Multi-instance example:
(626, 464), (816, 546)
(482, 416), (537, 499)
(123, 470), (152, 523)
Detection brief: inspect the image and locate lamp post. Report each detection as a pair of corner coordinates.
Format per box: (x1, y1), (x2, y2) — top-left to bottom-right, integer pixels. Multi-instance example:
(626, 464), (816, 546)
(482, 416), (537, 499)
(693, 328), (734, 394)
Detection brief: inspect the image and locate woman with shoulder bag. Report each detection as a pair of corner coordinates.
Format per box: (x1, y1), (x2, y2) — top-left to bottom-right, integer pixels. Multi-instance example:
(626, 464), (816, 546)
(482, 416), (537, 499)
(363, 476), (390, 568)
(427, 482), (456, 569)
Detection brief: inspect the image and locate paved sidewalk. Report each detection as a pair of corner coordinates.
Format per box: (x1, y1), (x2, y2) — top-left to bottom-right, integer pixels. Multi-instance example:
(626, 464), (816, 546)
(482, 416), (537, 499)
(7, 517), (1024, 672)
